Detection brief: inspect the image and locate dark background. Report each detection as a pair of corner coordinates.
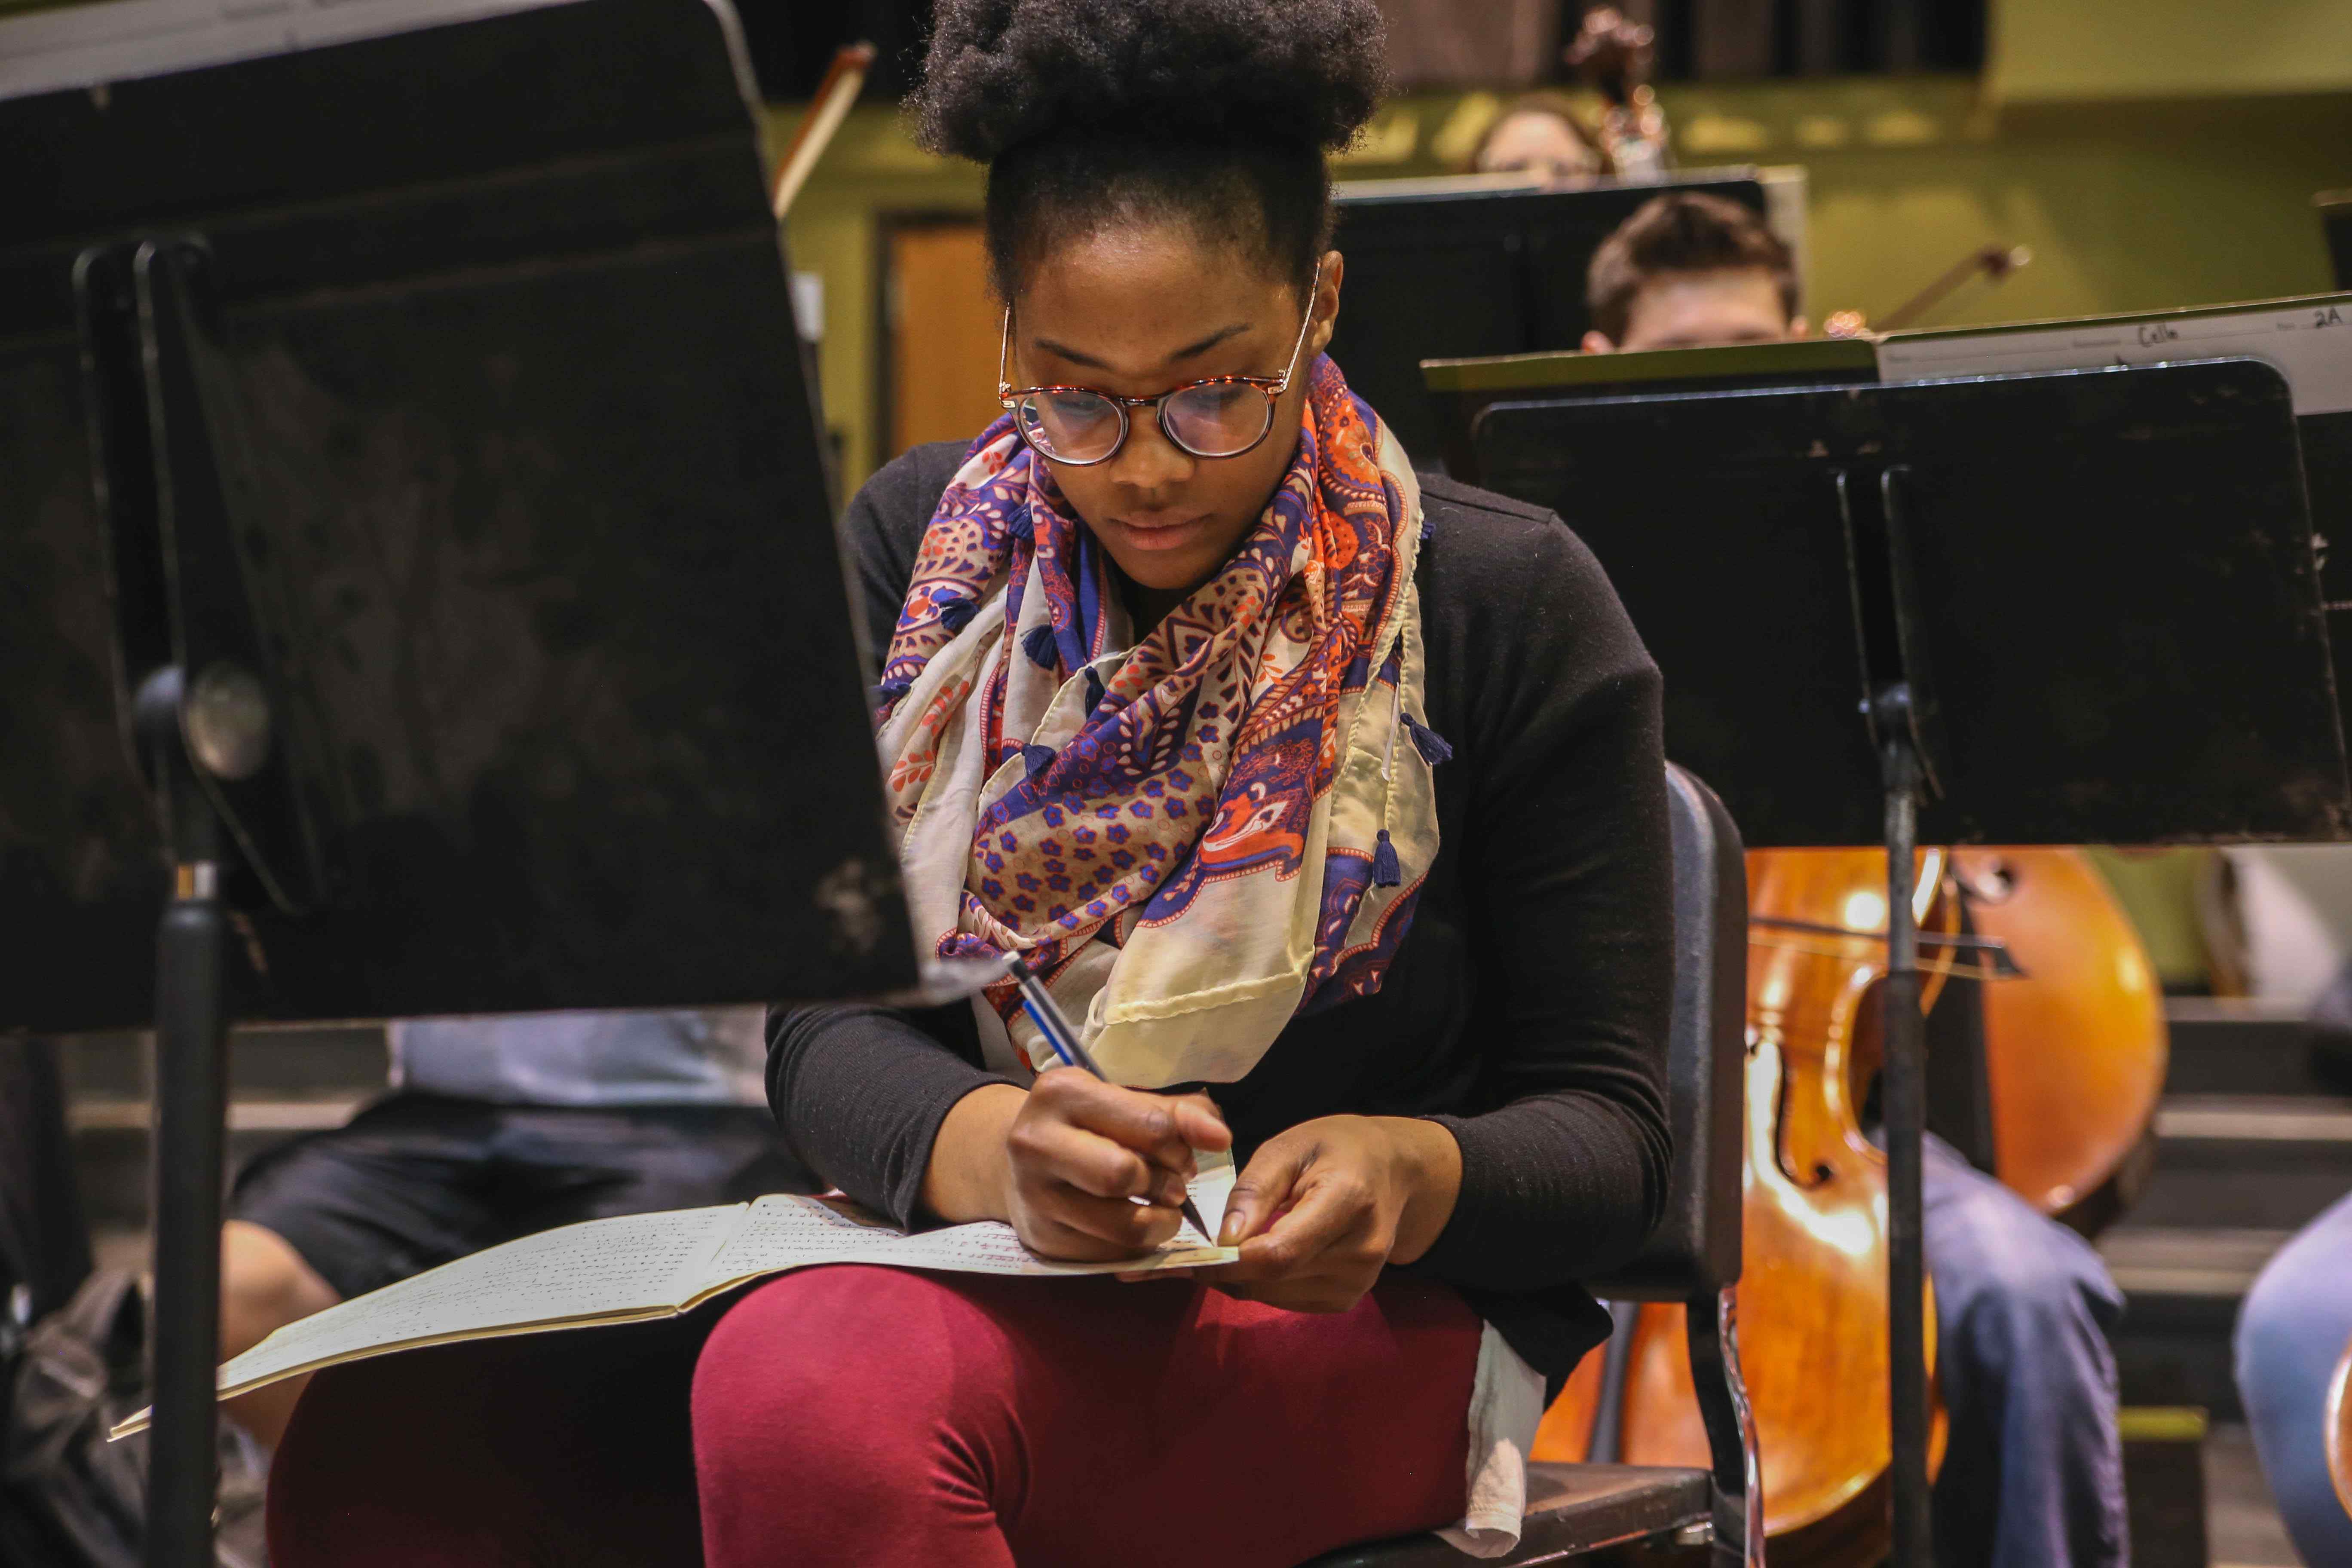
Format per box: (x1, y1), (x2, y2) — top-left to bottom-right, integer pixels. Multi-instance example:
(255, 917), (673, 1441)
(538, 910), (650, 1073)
(735, 0), (1988, 103)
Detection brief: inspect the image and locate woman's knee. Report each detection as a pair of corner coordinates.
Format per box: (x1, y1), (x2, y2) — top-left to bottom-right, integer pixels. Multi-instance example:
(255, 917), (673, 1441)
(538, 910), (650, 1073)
(693, 1266), (1004, 1480)
(692, 1268), (1026, 1562)
(1931, 1196), (2121, 1375)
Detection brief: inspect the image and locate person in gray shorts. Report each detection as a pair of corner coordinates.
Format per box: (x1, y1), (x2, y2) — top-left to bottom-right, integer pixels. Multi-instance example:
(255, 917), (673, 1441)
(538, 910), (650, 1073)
(217, 1009), (812, 1449)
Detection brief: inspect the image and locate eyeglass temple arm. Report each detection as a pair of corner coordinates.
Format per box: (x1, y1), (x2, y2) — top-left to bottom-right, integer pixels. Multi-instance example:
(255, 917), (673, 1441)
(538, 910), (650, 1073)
(1275, 257), (1325, 389)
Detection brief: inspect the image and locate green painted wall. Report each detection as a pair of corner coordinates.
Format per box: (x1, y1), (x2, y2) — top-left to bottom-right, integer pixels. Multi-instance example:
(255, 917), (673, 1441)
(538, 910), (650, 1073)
(1990, 0), (2352, 102)
(768, 109), (987, 490)
(779, 77), (2352, 490)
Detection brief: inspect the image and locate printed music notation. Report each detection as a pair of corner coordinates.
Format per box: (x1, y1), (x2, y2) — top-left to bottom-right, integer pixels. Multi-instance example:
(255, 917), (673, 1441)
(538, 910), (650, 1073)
(1876, 295), (2352, 417)
(113, 1148), (1241, 1439)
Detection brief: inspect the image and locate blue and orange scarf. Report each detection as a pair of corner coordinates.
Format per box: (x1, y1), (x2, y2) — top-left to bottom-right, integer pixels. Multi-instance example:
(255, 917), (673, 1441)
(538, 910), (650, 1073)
(874, 355), (1441, 1086)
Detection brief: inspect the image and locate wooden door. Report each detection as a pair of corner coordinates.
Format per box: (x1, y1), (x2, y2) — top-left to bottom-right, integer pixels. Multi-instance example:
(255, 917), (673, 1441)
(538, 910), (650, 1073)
(883, 218), (1004, 461)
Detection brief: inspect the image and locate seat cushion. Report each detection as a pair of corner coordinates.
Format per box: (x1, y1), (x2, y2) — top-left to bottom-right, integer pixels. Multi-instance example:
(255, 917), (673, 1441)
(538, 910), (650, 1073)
(1298, 1463), (1712, 1566)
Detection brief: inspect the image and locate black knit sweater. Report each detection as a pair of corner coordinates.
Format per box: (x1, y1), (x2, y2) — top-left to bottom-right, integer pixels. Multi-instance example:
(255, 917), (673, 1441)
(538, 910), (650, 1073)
(768, 441), (1673, 1386)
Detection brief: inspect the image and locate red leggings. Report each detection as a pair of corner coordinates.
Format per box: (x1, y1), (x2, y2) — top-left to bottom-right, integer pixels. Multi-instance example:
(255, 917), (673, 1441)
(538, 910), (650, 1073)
(268, 1267), (1482, 1568)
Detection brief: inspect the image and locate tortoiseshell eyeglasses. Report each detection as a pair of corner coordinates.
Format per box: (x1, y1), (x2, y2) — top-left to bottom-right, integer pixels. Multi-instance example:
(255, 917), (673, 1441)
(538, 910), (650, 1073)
(995, 259), (1323, 466)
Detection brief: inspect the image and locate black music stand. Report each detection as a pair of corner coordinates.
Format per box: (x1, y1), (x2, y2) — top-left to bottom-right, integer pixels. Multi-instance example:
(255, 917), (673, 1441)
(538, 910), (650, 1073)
(0, 3), (920, 1564)
(1461, 358), (2352, 1566)
(1328, 171), (1785, 462)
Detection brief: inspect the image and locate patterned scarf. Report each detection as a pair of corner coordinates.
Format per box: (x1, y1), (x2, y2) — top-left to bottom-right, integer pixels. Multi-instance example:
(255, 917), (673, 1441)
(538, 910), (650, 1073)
(874, 355), (1441, 1087)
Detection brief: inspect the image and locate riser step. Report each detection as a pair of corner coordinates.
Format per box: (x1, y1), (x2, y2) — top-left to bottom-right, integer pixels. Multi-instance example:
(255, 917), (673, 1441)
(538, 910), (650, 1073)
(2098, 1227), (2292, 1302)
(2156, 1094), (2352, 1148)
(67, 1099), (366, 1135)
(72, 1122), (344, 1229)
(2110, 1293), (2246, 1419)
(2124, 1165), (2352, 1232)
(53, 1026), (388, 1099)
(2154, 1100), (2352, 1147)
(2162, 1001), (2331, 1099)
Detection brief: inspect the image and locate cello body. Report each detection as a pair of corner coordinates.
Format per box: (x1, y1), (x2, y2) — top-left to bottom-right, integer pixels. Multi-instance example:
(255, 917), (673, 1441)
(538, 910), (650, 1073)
(1536, 846), (2164, 1564)
(1536, 848), (1952, 1567)
(1953, 847), (2167, 1232)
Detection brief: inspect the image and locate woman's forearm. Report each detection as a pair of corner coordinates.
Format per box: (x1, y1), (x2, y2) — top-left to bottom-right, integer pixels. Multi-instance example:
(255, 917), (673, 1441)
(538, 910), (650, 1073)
(1417, 1090), (1668, 1290)
(918, 1083), (1026, 1223)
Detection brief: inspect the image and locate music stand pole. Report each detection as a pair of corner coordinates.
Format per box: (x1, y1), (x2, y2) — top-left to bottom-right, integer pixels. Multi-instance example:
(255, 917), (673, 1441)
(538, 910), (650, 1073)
(1875, 688), (1932, 1565)
(135, 668), (230, 1568)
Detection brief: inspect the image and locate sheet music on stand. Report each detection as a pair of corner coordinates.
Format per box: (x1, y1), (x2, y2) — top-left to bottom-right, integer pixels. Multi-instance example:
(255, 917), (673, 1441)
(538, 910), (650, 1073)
(0, 0), (581, 97)
(0, 3), (914, 1562)
(1874, 294), (2352, 413)
(1423, 291), (2352, 738)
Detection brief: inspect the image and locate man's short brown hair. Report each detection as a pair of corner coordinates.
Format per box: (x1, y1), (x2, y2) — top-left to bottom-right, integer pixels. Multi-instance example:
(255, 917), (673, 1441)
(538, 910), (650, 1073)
(1585, 191), (1797, 345)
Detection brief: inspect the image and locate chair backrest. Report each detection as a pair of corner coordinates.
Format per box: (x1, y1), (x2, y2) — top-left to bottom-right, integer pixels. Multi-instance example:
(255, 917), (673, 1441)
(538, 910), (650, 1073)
(1585, 763), (1746, 1300)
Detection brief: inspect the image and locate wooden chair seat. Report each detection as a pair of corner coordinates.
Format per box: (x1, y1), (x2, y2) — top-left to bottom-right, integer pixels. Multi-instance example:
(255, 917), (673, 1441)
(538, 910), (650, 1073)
(1301, 1463), (1713, 1565)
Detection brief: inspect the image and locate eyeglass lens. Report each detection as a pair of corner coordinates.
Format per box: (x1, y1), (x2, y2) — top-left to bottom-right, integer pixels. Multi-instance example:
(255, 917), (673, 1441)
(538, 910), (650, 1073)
(1015, 382), (1274, 464)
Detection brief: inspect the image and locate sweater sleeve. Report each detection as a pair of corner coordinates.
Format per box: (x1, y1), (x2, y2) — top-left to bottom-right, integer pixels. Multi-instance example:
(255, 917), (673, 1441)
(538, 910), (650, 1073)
(768, 442), (1012, 1227)
(1413, 514), (1675, 1293)
(766, 1001), (1008, 1228)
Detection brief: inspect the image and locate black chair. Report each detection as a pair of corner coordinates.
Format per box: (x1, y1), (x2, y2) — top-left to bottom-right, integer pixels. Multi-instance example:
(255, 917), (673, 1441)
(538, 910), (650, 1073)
(1305, 764), (1759, 1567)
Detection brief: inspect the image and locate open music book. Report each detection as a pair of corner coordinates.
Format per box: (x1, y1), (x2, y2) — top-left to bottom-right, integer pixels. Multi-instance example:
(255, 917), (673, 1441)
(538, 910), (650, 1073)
(112, 1153), (1237, 1439)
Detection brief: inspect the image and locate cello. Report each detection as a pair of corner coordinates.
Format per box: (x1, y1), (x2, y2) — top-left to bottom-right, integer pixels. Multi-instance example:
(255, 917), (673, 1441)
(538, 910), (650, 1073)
(1535, 846), (2166, 1564)
(1952, 848), (2167, 1233)
(1536, 848), (1958, 1567)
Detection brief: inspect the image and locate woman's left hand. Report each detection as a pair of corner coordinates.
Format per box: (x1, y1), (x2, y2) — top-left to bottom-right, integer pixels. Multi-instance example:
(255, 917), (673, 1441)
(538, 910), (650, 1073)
(1186, 1115), (1462, 1314)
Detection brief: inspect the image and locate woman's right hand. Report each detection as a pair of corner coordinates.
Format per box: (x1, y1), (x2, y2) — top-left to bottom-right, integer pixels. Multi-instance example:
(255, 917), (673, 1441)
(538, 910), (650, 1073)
(922, 1072), (1231, 1261)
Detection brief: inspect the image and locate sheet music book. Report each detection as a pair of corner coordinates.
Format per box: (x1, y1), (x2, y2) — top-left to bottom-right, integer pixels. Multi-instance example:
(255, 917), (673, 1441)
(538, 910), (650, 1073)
(1418, 292), (2352, 414)
(112, 1152), (1238, 1439)
(0, 0), (575, 99)
(1876, 294), (2352, 416)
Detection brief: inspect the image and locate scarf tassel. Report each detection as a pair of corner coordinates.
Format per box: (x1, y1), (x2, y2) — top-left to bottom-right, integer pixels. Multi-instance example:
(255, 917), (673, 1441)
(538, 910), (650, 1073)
(936, 595), (978, 634)
(1403, 714), (1453, 767)
(874, 674), (913, 704)
(1022, 625), (1059, 669)
(1371, 828), (1401, 888)
(1023, 744), (1057, 779)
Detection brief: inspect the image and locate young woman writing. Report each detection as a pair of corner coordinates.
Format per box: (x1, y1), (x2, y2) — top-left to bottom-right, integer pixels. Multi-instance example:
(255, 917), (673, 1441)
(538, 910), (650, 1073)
(267, 2), (1673, 1562)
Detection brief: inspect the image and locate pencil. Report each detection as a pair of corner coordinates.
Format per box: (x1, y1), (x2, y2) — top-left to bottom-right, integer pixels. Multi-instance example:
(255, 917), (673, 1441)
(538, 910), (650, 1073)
(1003, 956), (1217, 1243)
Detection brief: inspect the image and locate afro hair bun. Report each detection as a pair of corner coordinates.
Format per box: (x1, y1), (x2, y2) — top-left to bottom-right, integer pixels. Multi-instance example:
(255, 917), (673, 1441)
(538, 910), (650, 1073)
(912, 0), (1390, 163)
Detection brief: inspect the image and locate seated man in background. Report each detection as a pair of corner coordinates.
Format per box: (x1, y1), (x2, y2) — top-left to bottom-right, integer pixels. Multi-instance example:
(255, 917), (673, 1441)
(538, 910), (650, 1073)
(220, 1007), (809, 1450)
(1580, 192), (2128, 1568)
(1578, 191), (1806, 352)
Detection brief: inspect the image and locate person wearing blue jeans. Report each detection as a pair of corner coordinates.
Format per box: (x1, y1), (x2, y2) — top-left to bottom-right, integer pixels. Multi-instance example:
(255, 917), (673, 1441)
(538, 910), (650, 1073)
(2235, 1189), (2352, 1563)
(1924, 1134), (2129, 1567)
